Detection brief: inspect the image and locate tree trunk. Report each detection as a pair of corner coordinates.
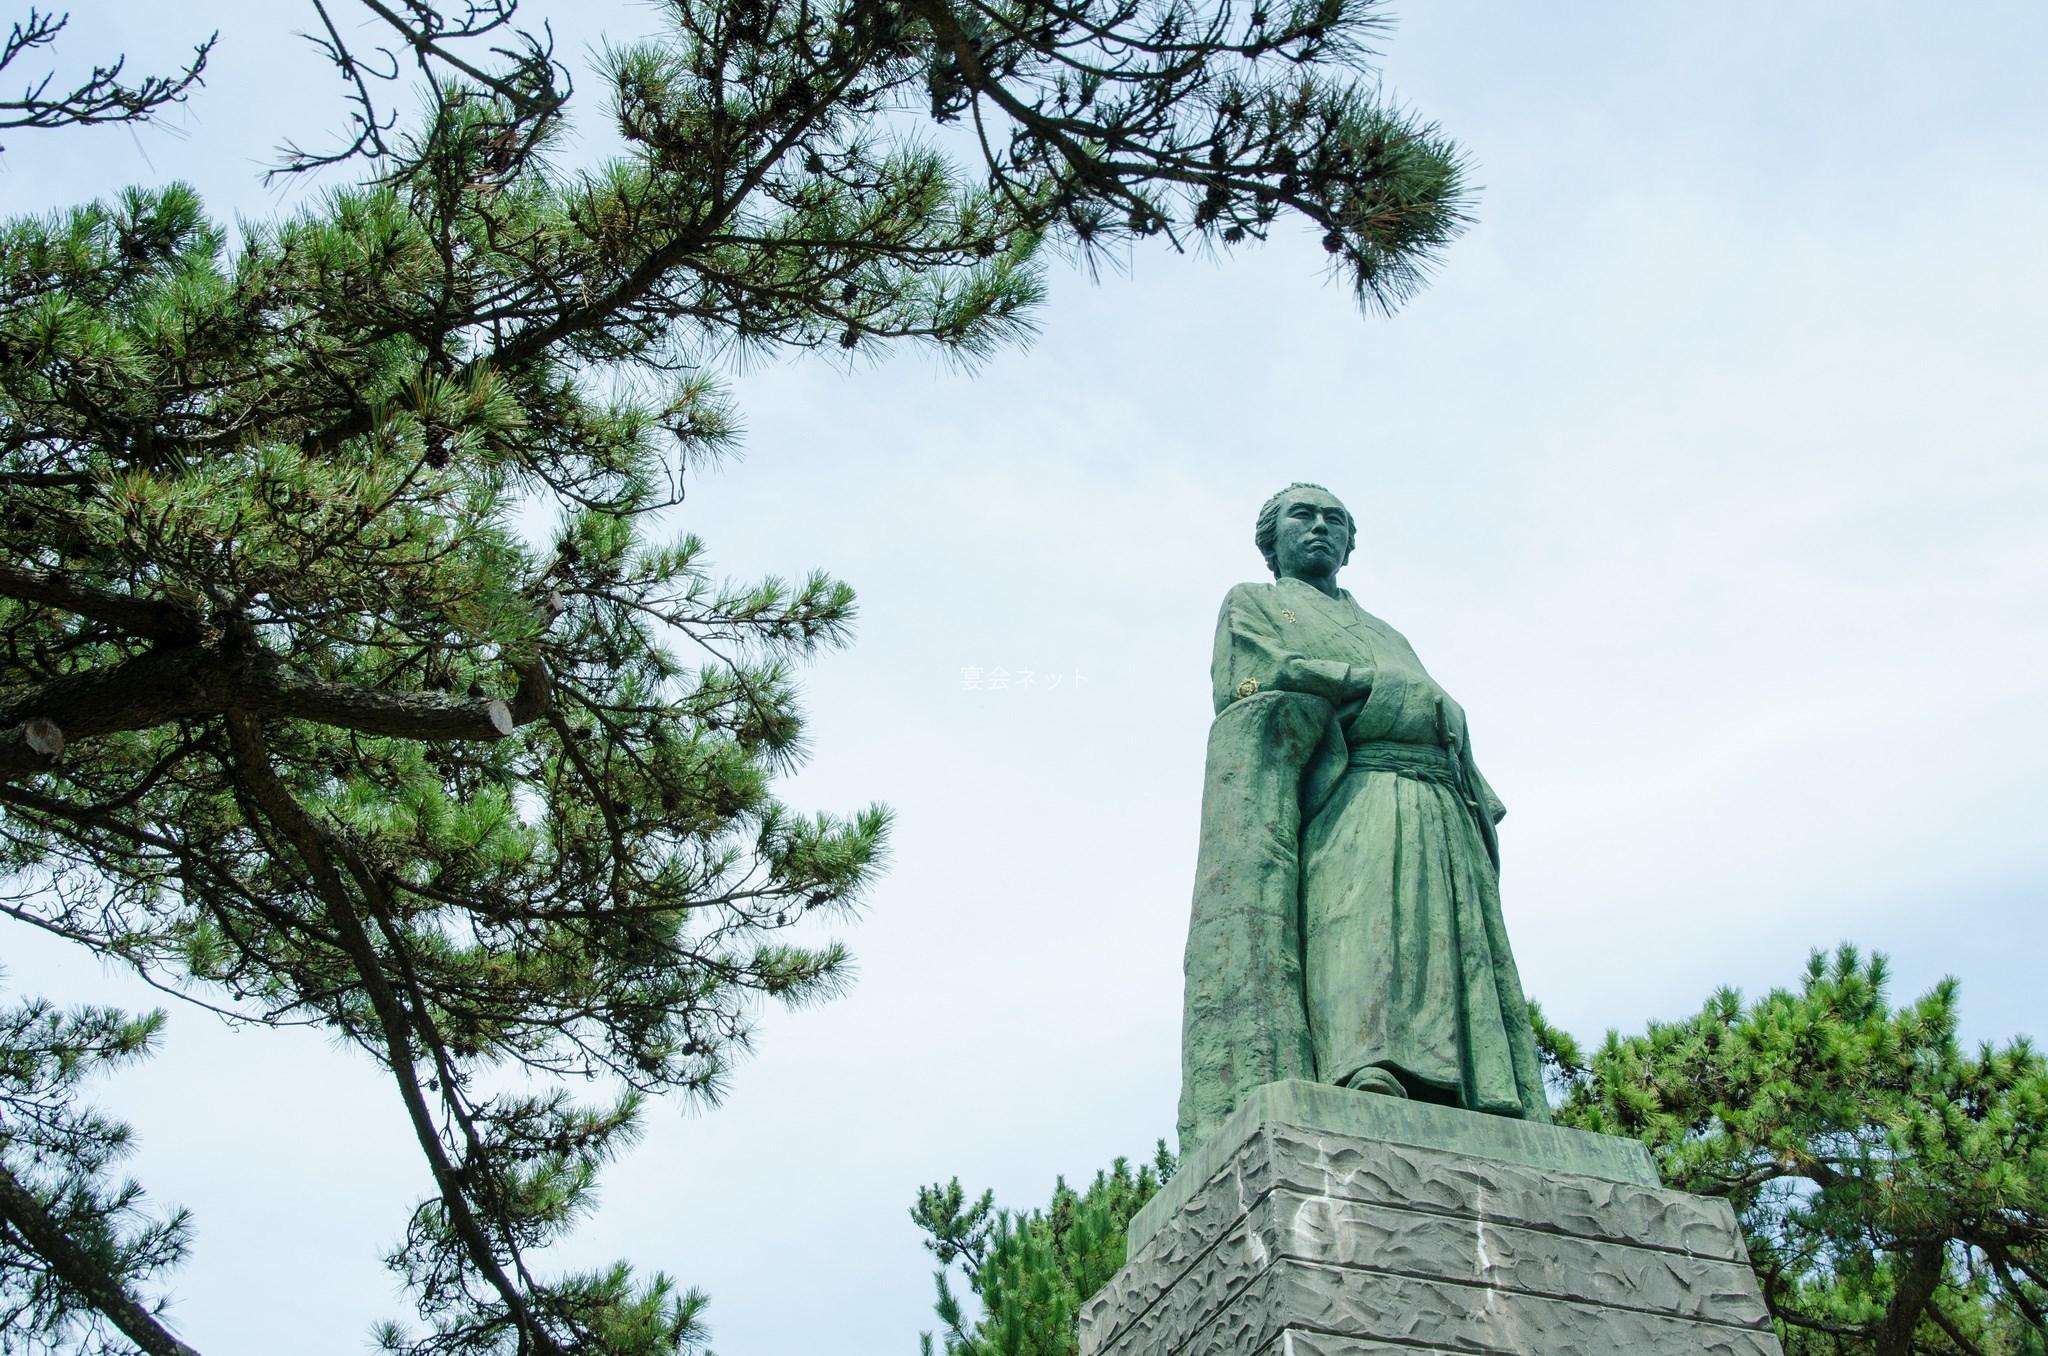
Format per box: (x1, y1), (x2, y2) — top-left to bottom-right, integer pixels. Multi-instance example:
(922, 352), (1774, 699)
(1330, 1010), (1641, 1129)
(1875, 1238), (1945, 1356)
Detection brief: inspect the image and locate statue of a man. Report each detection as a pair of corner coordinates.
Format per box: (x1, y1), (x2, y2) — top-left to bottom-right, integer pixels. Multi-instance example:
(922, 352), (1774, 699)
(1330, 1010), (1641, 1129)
(1177, 482), (1550, 1151)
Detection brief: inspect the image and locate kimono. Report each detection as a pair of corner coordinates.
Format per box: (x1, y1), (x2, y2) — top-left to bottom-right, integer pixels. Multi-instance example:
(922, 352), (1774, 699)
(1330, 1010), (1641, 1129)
(1176, 578), (1550, 1152)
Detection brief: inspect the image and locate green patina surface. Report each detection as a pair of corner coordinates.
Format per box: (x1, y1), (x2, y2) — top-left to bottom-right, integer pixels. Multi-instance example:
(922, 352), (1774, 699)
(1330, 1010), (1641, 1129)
(1133, 1079), (1660, 1252)
(1177, 483), (1550, 1153)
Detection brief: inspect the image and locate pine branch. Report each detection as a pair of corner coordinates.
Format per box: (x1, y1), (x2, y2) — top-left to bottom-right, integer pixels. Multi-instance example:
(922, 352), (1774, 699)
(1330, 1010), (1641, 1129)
(276, 0), (566, 176)
(1927, 1295), (1992, 1356)
(0, 1160), (202, 1356)
(221, 710), (571, 1356)
(0, 9), (215, 141)
(0, 644), (543, 780)
(0, 562), (200, 641)
(268, 676), (517, 741)
(1986, 1247), (2048, 1331)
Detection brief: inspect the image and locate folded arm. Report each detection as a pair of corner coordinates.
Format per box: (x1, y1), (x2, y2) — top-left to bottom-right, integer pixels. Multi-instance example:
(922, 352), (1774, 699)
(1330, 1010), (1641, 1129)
(1211, 585), (1374, 713)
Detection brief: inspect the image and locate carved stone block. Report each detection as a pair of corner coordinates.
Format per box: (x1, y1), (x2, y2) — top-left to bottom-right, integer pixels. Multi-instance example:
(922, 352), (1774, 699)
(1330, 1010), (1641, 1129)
(1079, 1081), (1783, 1356)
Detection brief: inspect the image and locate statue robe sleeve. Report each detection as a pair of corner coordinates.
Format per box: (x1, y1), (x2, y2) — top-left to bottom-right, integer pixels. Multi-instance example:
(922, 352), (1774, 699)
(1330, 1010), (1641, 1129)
(1178, 585), (1353, 1152)
(1210, 584), (1372, 713)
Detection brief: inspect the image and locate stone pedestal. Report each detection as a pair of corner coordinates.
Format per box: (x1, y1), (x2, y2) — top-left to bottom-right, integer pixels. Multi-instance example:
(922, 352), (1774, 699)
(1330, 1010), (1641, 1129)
(1078, 1082), (1783, 1356)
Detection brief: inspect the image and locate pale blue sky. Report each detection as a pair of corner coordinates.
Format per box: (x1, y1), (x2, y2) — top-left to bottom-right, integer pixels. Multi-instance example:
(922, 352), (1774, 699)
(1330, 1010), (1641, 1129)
(6, 3), (2046, 1353)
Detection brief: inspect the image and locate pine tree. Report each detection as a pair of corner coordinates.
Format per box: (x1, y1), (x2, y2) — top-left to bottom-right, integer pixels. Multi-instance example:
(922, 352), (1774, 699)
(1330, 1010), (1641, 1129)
(912, 1145), (1176, 1356)
(918, 954), (2046, 1356)
(0, 982), (195, 1356)
(0, 1), (1469, 1352)
(1541, 947), (2048, 1356)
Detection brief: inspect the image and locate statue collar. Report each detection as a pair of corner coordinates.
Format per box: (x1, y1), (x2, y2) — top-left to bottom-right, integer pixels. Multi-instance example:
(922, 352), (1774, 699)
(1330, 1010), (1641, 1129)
(1278, 577), (1364, 631)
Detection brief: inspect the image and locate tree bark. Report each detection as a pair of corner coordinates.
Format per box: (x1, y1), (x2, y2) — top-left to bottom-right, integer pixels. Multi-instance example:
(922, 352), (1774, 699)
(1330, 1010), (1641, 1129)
(0, 1159), (204, 1356)
(0, 561), (200, 642)
(1875, 1238), (1946, 1356)
(263, 674), (515, 741)
(0, 645), (538, 780)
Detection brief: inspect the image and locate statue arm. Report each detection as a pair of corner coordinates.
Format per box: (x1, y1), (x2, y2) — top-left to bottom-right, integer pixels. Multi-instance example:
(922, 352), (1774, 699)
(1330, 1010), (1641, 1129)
(1466, 755), (1506, 825)
(1459, 734), (1507, 826)
(1211, 586), (1373, 714)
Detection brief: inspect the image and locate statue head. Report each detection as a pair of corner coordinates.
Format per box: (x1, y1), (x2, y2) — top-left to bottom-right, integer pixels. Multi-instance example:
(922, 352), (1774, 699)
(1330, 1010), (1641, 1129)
(1255, 482), (1356, 581)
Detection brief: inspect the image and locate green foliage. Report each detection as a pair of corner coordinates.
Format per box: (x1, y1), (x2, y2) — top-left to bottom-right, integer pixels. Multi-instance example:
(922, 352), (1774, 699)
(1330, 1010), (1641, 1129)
(912, 955), (2043, 1356)
(0, 0), (1467, 1350)
(1547, 946), (2048, 1356)
(0, 977), (190, 1355)
(912, 1144), (1176, 1356)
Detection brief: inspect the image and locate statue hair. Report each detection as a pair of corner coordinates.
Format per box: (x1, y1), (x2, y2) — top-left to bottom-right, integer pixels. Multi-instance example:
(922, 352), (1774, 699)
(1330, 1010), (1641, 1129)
(1255, 482), (1356, 576)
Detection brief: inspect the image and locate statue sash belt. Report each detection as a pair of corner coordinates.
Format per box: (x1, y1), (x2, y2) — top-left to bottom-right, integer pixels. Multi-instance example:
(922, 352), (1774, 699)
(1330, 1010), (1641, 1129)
(1345, 740), (1460, 788)
(1344, 738), (1498, 869)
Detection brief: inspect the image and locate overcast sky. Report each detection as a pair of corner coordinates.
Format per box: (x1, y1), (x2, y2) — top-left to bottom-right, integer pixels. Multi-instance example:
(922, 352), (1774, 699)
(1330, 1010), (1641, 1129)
(7, 2), (2047, 1353)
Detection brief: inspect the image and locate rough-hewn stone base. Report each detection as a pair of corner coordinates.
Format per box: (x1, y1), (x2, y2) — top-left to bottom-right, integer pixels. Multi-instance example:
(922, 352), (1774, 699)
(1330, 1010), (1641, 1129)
(1079, 1082), (1783, 1356)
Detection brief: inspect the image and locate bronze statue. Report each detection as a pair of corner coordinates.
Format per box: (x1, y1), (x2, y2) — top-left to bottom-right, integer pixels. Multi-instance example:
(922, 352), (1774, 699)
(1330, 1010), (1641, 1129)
(1177, 482), (1550, 1151)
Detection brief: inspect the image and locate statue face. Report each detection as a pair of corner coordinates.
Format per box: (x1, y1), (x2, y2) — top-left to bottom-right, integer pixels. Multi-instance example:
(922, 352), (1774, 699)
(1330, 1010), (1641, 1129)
(1271, 487), (1352, 581)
